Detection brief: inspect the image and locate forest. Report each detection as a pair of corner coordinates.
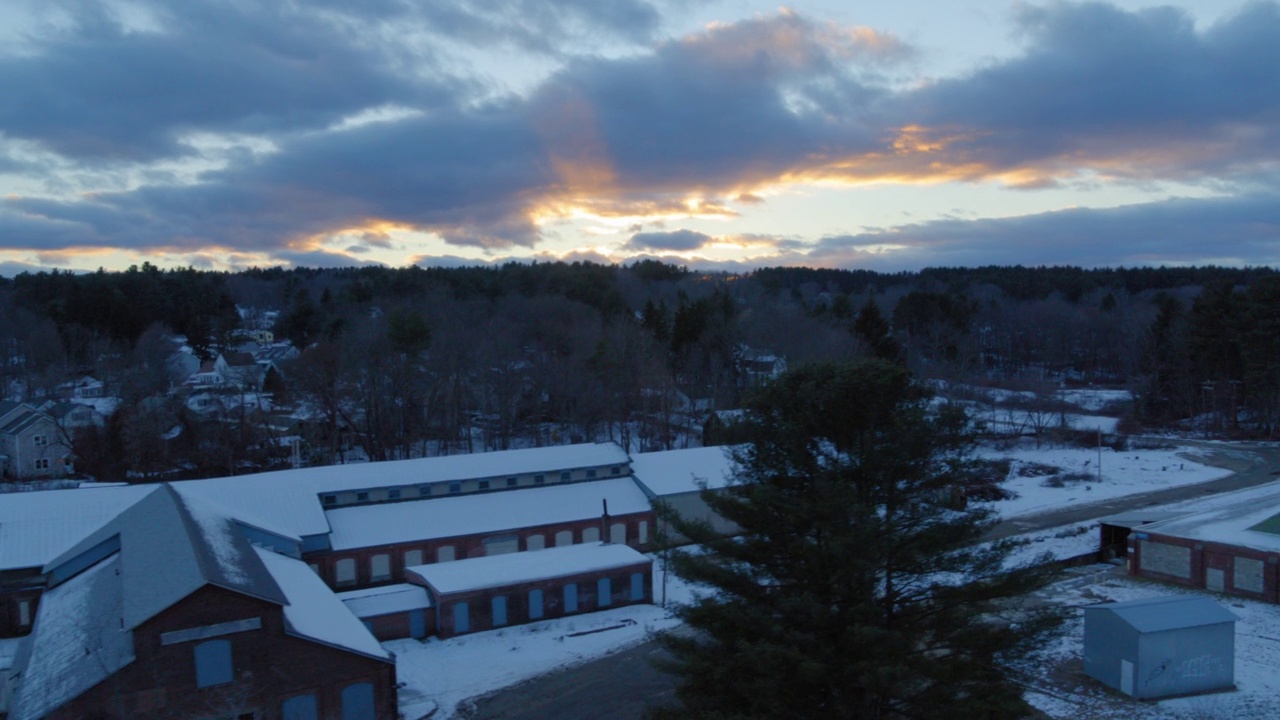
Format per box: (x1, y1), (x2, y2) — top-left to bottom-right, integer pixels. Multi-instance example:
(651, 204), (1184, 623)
(2, 260), (1278, 483)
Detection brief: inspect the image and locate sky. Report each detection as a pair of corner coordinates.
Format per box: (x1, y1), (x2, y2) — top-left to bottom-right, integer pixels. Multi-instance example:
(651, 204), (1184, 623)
(0, 0), (1276, 276)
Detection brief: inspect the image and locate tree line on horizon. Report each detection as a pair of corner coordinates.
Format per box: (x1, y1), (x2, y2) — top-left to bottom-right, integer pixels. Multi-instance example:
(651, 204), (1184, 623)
(2, 260), (1279, 481)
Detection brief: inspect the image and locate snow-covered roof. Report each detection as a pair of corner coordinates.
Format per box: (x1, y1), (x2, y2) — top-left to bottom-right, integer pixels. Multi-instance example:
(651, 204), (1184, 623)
(337, 583), (432, 617)
(8, 555), (135, 720)
(1139, 483), (1280, 554)
(45, 485), (288, 630)
(1087, 595), (1238, 633)
(408, 543), (651, 595)
(0, 485), (153, 571)
(172, 442), (631, 539)
(325, 477), (652, 551)
(631, 446), (739, 496)
(253, 547), (391, 661)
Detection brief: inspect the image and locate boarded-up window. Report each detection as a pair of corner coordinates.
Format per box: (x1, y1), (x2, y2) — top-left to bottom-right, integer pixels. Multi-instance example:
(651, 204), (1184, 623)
(437, 546), (456, 563)
(335, 558), (357, 586)
(637, 521), (648, 545)
(485, 535), (519, 556)
(564, 583), (578, 613)
(454, 602), (470, 633)
(370, 554), (391, 582)
(282, 694), (318, 720)
(1139, 540), (1191, 579)
(341, 682), (375, 720)
(404, 549), (423, 567)
(583, 527), (600, 543)
(1235, 557), (1265, 594)
(555, 530), (573, 547)
(194, 639), (233, 688)
(631, 573), (645, 601)
(492, 596), (508, 626)
(529, 589), (544, 619)
(527, 534), (546, 551)
(598, 578), (612, 607)
(610, 523), (626, 545)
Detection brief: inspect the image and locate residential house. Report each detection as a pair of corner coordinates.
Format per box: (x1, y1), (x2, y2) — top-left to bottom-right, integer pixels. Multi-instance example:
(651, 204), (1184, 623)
(0, 403), (73, 480)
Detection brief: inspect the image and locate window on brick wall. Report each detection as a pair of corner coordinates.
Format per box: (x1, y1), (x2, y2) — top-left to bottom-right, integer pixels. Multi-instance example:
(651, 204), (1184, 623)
(404, 549), (423, 567)
(341, 682), (376, 720)
(370, 554), (391, 582)
(335, 558), (356, 586)
(194, 639), (233, 688)
(583, 527), (600, 543)
(437, 546), (455, 562)
(282, 694), (318, 720)
(19, 599), (31, 627)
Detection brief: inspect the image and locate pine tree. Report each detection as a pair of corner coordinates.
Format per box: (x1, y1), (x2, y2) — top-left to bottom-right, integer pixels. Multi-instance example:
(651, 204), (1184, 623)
(852, 296), (900, 362)
(651, 360), (1061, 720)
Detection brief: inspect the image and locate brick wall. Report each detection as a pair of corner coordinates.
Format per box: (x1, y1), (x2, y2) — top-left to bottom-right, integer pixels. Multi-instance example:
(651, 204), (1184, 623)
(1130, 532), (1280, 603)
(431, 561), (653, 638)
(45, 585), (397, 720)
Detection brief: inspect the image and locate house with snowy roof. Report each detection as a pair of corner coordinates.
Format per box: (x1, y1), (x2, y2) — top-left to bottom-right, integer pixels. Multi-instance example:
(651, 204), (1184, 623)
(4, 484), (396, 720)
(0, 403), (72, 480)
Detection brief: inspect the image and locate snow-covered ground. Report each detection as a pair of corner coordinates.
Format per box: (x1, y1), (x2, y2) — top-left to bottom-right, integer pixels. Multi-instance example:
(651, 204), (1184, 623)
(391, 555), (705, 719)
(1026, 571), (1280, 720)
(983, 441), (1232, 519)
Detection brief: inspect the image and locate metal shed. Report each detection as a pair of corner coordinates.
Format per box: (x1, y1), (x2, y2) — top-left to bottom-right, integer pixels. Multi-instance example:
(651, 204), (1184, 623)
(1083, 595), (1237, 699)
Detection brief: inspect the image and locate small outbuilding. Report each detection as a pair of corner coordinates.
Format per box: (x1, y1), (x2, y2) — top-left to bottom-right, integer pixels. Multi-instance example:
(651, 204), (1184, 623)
(1083, 595), (1237, 699)
(338, 583), (434, 640)
(407, 543), (652, 638)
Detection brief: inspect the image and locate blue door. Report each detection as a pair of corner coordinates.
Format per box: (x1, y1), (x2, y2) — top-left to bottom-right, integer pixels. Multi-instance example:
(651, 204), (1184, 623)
(631, 572), (645, 601)
(529, 589), (544, 619)
(409, 608), (426, 638)
(454, 602), (470, 634)
(341, 682), (375, 720)
(492, 595), (508, 627)
(564, 583), (578, 613)
(598, 577), (612, 607)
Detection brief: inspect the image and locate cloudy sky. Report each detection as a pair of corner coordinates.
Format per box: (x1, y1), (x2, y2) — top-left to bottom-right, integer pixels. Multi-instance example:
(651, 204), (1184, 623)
(0, 0), (1276, 275)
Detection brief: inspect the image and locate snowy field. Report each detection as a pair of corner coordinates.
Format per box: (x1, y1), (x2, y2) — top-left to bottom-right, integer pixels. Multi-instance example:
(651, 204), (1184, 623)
(983, 441), (1232, 519)
(1026, 571), (1280, 720)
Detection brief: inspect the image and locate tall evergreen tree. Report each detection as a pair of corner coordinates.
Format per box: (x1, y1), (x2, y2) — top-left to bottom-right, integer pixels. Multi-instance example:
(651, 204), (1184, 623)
(652, 360), (1061, 719)
(852, 296), (901, 362)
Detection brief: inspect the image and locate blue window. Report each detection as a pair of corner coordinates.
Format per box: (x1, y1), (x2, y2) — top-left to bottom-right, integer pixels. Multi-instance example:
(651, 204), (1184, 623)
(507, 477), (517, 487)
(587, 469), (598, 478)
(529, 589), (544, 619)
(479, 480), (490, 490)
(448, 482), (461, 494)
(341, 682), (376, 720)
(492, 596), (508, 627)
(610, 466), (621, 475)
(322, 495), (336, 506)
(534, 474), (545, 484)
(388, 488), (401, 499)
(564, 583), (578, 613)
(560, 471), (571, 481)
(409, 609), (426, 639)
(282, 694), (318, 720)
(454, 602), (470, 633)
(598, 578), (612, 607)
(194, 639), (232, 688)
(356, 492), (369, 502)
(419, 484), (431, 495)
(631, 572), (645, 601)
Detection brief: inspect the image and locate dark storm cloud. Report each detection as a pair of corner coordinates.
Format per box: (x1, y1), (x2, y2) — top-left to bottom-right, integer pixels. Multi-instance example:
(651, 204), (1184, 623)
(811, 192), (1280, 270)
(626, 230), (714, 251)
(902, 1), (1280, 181)
(0, 0), (452, 162)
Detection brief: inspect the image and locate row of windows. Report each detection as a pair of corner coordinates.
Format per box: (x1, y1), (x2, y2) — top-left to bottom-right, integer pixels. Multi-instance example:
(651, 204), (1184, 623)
(330, 522), (649, 587)
(451, 574), (646, 632)
(31, 456), (74, 470)
(321, 466), (628, 507)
